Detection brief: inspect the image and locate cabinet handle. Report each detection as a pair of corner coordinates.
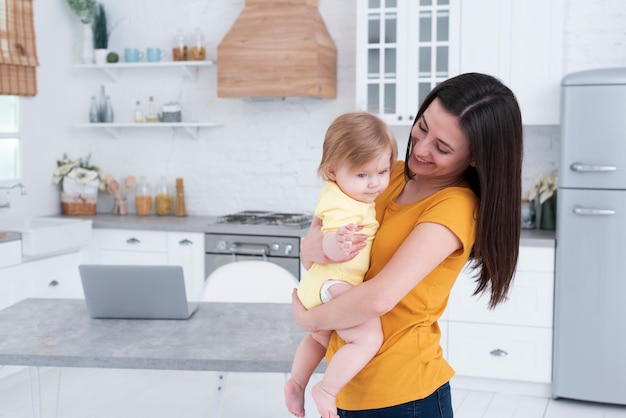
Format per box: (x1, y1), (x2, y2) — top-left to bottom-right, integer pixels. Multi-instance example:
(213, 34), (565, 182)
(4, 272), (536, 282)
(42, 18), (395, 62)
(490, 348), (508, 357)
(49, 280), (59, 288)
(126, 237), (141, 245)
(178, 239), (193, 246)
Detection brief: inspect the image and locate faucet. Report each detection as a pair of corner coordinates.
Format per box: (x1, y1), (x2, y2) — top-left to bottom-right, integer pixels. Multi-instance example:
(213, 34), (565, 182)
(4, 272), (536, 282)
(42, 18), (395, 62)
(0, 183), (27, 209)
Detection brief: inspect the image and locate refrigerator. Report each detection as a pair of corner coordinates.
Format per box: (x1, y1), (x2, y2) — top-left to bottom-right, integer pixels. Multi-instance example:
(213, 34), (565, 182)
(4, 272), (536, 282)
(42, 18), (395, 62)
(553, 67), (626, 405)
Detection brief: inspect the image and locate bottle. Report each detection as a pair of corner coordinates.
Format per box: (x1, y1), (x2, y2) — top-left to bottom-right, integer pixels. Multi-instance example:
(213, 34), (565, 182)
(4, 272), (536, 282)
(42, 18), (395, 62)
(103, 96), (114, 123)
(174, 177), (187, 217)
(98, 85), (106, 122)
(172, 29), (188, 61)
(146, 96), (159, 123)
(89, 96), (99, 123)
(134, 100), (144, 123)
(190, 27), (206, 61)
(155, 176), (172, 215)
(135, 176), (152, 215)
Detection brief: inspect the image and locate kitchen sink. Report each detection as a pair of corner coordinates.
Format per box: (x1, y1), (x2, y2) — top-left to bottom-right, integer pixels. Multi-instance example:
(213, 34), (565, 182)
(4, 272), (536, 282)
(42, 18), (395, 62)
(0, 217), (93, 258)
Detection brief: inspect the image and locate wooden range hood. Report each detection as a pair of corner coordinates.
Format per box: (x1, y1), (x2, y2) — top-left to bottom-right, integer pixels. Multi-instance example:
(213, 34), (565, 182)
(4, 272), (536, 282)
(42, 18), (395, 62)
(217, 0), (337, 99)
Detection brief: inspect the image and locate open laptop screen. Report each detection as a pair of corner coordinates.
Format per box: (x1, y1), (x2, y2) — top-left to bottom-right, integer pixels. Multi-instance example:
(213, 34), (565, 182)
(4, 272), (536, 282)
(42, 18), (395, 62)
(79, 264), (198, 319)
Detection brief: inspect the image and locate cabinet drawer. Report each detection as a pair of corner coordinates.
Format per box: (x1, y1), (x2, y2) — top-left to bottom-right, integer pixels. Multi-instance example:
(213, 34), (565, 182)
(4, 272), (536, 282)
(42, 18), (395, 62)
(448, 322), (552, 383)
(0, 240), (21, 268)
(448, 269), (553, 327)
(22, 252), (84, 299)
(98, 229), (167, 253)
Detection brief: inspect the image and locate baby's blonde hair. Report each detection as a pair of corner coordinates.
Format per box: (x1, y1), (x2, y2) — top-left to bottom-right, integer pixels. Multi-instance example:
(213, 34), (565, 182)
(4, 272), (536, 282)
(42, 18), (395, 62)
(318, 112), (398, 180)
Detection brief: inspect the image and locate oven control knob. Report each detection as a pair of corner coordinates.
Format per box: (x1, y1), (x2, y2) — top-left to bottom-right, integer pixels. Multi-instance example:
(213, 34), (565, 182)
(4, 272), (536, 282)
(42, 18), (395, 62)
(270, 243), (280, 252)
(216, 240), (228, 250)
(284, 243), (294, 255)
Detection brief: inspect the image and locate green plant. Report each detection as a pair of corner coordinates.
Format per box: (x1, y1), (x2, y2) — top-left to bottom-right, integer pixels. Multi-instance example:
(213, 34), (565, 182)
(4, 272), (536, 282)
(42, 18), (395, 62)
(65, 0), (96, 23)
(92, 3), (109, 49)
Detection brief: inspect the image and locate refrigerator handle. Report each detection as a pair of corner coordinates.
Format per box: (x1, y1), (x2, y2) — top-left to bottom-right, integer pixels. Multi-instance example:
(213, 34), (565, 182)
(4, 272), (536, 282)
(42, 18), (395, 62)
(570, 162), (617, 172)
(572, 206), (616, 216)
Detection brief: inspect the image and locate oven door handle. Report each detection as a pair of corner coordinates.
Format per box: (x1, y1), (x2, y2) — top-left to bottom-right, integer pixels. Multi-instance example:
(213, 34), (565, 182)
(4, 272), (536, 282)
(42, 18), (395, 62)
(228, 243), (269, 257)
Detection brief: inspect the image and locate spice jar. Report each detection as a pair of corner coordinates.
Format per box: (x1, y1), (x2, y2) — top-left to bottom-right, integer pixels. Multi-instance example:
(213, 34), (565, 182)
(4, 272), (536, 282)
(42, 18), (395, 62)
(155, 176), (172, 216)
(190, 27), (206, 61)
(135, 176), (152, 216)
(172, 29), (188, 61)
(174, 177), (187, 217)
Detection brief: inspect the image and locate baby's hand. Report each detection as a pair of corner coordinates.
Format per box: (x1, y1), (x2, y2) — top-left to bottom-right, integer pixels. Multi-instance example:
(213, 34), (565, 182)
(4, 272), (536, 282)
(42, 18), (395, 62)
(336, 224), (358, 255)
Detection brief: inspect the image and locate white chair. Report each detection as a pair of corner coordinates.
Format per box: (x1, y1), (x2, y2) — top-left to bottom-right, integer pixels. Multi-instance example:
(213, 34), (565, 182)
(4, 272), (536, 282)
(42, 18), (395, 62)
(200, 261), (299, 417)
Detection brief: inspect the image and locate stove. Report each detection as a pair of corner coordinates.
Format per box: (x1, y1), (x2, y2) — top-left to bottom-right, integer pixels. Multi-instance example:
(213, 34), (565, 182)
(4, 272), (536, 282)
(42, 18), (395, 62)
(206, 211), (312, 281)
(216, 210), (313, 229)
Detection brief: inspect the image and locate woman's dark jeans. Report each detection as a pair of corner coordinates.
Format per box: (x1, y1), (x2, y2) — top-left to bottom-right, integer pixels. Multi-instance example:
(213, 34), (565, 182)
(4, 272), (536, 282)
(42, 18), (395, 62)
(337, 382), (453, 418)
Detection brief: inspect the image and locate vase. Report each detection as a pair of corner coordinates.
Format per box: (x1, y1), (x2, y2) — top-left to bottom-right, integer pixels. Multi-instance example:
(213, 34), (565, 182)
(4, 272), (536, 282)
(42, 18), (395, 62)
(540, 194), (557, 230)
(81, 23), (94, 64)
(94, 49), (109, 65)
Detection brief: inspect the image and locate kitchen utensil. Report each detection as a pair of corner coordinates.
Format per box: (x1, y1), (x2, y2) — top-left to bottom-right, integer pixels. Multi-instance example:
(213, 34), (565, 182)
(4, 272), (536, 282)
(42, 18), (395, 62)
(106, 175), (125, 215)
(122, 175), (136, 202)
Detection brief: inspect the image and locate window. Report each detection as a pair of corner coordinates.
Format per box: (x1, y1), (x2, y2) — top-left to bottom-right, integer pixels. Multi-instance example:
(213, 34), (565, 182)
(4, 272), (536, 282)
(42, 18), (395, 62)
(0, 96), (20, 180)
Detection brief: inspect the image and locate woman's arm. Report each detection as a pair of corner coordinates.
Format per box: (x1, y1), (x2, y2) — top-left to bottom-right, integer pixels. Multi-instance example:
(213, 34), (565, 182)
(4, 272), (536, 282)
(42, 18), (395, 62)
(293, 221), (462, 333)
(300, 217), (366, 269)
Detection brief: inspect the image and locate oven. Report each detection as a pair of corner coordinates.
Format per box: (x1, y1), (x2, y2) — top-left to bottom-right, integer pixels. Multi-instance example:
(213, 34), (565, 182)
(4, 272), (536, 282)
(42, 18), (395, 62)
(205, 211), (312, 281)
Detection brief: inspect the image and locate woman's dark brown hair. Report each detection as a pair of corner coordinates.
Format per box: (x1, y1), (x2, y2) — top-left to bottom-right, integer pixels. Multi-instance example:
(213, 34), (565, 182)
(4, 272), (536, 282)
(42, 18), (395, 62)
(405, 73), (523, 308)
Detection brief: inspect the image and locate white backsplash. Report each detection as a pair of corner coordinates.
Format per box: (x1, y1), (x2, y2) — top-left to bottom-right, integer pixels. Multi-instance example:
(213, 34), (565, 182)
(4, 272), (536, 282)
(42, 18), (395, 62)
(3, 0), (625, 220)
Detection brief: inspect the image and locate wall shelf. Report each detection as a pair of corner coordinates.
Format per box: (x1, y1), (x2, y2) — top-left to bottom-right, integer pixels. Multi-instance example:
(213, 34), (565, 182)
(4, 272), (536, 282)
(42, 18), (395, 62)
(73, 61), (215, 82)
(74, 122), (222, 139)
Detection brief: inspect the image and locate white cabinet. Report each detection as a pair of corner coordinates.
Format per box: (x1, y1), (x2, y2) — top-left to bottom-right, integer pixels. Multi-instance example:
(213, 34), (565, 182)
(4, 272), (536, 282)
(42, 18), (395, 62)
(356, 0), (564, 125)
(458, 0), (564, 124)
(446, 245), (555, 384)
(94, 229), (205, 302)
(356, 0), (460, 125)
(167, 231), (205, 301)
(22, 251), (85, 300)
(0, 264), (22, 310)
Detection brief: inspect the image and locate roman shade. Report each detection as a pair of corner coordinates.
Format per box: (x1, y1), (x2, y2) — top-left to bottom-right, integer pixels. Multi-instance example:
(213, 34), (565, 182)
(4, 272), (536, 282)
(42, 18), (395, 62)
(0, 0), (39, 96)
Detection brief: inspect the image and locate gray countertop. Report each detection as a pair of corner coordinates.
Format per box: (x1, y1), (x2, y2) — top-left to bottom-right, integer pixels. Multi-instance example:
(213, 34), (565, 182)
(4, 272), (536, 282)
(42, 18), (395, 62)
(62, 214), (555, 246)
(0, 298), (311, 373)
(68, 214), (312, 238)
(0, 231), (21, 244)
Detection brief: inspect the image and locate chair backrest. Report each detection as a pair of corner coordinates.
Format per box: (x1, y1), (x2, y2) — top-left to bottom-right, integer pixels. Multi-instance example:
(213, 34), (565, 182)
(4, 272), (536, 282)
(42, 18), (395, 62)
(201, 261), (299, 304)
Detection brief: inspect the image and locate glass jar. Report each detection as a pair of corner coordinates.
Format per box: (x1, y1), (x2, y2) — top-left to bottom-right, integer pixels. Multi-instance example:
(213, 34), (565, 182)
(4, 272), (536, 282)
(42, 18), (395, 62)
(190, 27), (206, 61)
(135, 176), (152, 216)
(172, 28), (188, 61)
(155, 176), (172, 216)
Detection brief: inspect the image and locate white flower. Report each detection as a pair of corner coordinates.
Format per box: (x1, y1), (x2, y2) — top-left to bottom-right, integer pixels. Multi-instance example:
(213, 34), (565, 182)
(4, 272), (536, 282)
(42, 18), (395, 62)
(527, 174), (558, 204)
(66, 167), (99, 184)
(52, 153), (107, 191)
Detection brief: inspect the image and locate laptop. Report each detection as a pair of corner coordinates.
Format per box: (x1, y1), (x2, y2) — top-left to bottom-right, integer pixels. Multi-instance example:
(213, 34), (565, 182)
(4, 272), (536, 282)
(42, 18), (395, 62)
(79, 264), (199, 319)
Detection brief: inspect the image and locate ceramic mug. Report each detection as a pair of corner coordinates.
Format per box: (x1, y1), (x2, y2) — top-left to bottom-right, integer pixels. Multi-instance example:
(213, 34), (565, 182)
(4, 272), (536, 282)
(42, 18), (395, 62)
(124, 48), (144, 63)
(146, 47), (166, 62)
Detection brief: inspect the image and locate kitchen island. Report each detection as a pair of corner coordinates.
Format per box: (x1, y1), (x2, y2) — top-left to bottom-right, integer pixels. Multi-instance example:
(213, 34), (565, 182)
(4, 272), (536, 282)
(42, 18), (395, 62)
(0, 298), (317, 417)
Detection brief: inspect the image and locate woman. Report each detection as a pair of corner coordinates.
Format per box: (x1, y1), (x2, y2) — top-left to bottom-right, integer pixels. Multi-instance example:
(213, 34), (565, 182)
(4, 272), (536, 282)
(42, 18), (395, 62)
(292, 73), (523, 417)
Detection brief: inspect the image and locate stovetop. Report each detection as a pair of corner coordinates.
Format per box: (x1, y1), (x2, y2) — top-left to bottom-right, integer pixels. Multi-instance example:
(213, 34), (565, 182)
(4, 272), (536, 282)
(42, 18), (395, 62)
(216, 211), (313, 229)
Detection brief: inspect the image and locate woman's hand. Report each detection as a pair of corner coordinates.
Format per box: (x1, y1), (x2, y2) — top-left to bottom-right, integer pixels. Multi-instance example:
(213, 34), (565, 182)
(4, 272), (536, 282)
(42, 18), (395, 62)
(291, 289), (315, 331)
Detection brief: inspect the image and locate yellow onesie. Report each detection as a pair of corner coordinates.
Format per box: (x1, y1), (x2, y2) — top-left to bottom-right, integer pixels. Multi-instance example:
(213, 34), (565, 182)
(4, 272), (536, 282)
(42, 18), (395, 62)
(297, 181), (379, 309)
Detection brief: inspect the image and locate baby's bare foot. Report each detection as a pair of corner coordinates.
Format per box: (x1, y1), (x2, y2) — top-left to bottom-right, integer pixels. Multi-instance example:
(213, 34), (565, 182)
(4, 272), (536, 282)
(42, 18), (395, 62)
(284, 378), (306, 417)
(312, 381), (339, 418)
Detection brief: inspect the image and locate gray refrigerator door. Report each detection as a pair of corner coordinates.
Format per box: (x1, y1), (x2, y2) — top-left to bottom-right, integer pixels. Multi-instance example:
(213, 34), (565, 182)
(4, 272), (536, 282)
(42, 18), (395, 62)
(553, 188), (626, 404)
(560, 82), (626, 190)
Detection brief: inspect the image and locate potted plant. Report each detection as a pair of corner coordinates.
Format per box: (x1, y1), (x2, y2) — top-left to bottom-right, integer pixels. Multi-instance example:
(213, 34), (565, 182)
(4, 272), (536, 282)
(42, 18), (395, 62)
(92, 3), (110, 64)
(527, 173), (558, 230)
(53, 153), (106, 215)
(65, 0), (96, 63)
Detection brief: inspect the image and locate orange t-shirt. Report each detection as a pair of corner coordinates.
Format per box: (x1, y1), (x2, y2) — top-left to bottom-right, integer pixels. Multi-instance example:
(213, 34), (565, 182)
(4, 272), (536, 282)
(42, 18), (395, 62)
(327, 161), (478, 411)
